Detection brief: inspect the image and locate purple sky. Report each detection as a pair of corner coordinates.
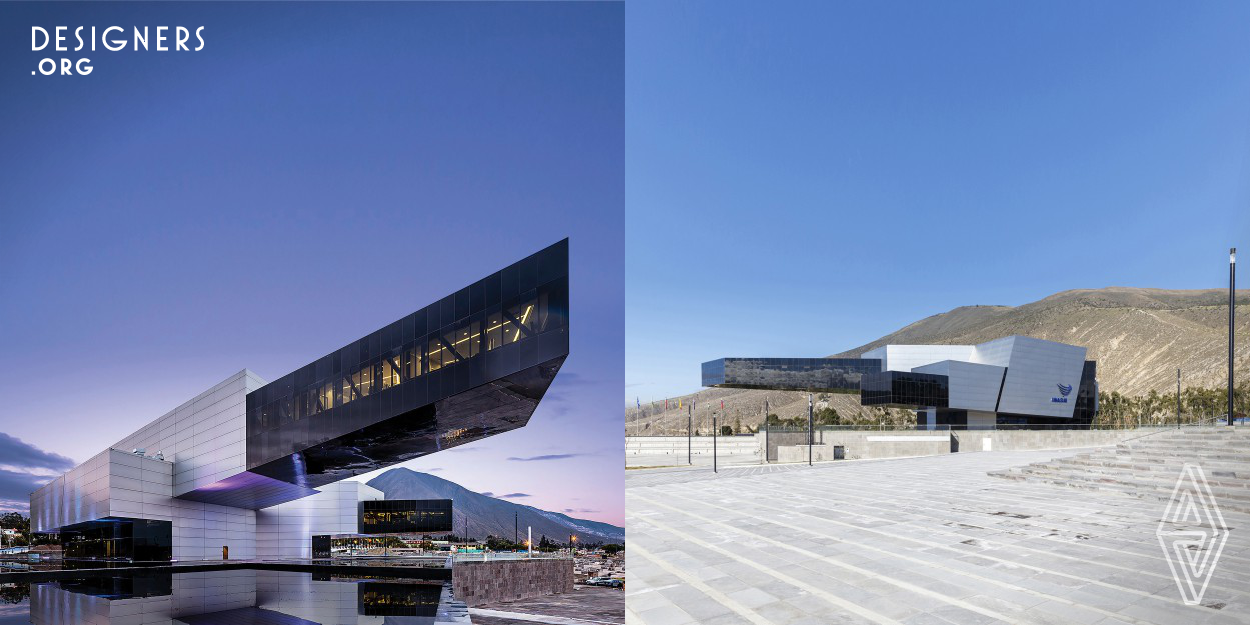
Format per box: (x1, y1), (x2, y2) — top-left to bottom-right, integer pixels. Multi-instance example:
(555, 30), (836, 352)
(0, 2), (623, 526)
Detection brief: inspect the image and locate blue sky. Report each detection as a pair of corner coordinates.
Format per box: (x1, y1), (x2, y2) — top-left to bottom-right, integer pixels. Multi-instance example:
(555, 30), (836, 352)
(0, 2), (623, 525)
(626, 1), (1250, 403)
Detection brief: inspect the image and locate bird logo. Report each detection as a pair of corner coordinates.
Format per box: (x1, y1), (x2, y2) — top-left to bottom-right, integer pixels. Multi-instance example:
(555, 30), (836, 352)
(1057, 383), (1072, 397)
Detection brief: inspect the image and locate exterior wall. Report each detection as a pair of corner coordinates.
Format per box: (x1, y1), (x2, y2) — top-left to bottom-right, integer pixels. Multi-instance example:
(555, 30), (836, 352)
(862, 345), (975, 373)
(256, 481), (383, 559)
(776, 431), (949, 462)
(914, 360), (1004, 412)
(625, 435), (761, 467)
(171, 499), (257, 561)
(31, 372), (265, 561)
(452, 558), (573, 607)
(955, 428), (1148, 452)
(966, 410), (996, 430)
(30, 449), (173, 533)
(986, 336), (1086, 419)
(113, 369), (265, 497)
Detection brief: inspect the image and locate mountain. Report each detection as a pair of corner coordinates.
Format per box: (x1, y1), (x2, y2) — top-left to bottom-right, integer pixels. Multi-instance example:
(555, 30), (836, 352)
(364, 468), (623, 544)
(625, 287), (1249, 435)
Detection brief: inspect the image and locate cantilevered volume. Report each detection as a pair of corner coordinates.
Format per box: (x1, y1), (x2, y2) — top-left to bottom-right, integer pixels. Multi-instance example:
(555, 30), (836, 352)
(30, 239), (569, 561)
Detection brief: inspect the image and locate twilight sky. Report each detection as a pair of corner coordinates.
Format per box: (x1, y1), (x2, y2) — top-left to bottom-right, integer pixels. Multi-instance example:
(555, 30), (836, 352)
(627, 0), (1250, 402)
(0, 2), (624, 525)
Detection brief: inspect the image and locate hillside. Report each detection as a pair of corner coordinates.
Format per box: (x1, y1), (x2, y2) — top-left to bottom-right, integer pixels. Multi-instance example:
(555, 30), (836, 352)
(625, 287), (1249, 435)
(365, 468), (624, 545)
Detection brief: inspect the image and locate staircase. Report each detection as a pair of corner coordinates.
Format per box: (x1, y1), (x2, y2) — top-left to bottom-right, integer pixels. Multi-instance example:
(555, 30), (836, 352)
(988, 427), (1250, 515)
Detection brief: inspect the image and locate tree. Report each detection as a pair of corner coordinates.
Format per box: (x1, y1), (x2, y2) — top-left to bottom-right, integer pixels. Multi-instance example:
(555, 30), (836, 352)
(720, 425), (733, 436)
(602, 543), (623, 556)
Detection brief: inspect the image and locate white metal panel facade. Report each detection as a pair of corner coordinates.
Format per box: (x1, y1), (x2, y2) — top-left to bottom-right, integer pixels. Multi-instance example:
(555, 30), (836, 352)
(991, 336), (1086, 419)
(913, 360), (1005, 412)
(255, 481), (383, 560)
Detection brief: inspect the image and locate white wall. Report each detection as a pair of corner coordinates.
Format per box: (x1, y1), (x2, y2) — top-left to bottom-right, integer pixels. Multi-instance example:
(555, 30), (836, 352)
(862, 345), (976, 373)
(30, 371), (267, 561)
(989, 336), (1086, 419)
(256, 481), (383, 560)
(112, 369), (266, 497)
(914, 360), (1005, 412)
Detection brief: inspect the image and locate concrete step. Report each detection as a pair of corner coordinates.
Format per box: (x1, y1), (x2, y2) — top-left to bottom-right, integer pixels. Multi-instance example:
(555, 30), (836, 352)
(1048, 457), (1250, 480)
(1015, 466), (1250, 495)
(988, 469), (1250, 515)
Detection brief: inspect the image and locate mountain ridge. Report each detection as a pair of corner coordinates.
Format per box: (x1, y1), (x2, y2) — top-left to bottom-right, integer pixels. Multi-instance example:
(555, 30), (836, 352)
(625, 287), (1249, 435)
(364, 468), (623, 544)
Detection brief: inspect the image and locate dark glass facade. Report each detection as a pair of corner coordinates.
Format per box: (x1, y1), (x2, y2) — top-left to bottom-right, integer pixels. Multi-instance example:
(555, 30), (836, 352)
(180, 240), (569, 508)
(360, 499), (453, 534)
(702, 358), (883, 393)
(312, 534), (331, 558)
(60, 518), (172, 562)
(1071, 360), (1098, 426)
(860, 371), (950, 408)
(358, 581), (442, 617)
(54, 573), (172, 599)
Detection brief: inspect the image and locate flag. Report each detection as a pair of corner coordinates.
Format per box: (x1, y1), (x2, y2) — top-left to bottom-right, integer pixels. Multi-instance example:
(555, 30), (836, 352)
(636, 397), (640, 409)
(679, 399), (682, 410)
(721, 400), (724, 410)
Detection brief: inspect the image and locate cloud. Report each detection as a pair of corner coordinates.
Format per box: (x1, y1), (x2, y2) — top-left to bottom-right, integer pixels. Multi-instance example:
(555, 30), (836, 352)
(506, 454), (584, 462)
(499, 493), (530, 499)
(563, 508), (599, 514)
(0, 433), (75, 473)
(0, 435), (75, 514)
(0, 468), (56, 514)
(480, 492), (494, 497)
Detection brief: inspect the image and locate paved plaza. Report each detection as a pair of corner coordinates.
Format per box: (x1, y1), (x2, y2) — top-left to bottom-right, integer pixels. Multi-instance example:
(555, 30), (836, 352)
(470, 585), (625, 625)
(626, 449), (1250, 625)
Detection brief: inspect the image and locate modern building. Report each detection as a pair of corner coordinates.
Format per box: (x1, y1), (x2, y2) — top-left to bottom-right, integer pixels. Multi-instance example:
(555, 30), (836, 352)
(31, 239), (569, 561)
(702, 335), (1097, 429)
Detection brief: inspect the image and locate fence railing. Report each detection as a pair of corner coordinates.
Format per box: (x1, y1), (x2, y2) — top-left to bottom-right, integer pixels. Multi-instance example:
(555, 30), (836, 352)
(628, 417), (1236, 437)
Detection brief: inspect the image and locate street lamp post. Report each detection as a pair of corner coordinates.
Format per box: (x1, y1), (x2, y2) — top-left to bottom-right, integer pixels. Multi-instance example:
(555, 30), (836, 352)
(712, 414), (717, 473)
(808, 393), (813, 466)
(1231, 248), (1237, 426)
(1177, 368), (1181, 429)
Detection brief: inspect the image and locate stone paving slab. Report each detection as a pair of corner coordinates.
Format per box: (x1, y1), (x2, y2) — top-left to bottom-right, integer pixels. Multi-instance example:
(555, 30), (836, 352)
(626, 449), (1250, 625)
(471, 585), (624, 625)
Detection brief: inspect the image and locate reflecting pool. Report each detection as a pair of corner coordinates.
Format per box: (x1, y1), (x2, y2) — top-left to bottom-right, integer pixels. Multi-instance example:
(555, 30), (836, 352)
(0, 570), (467, 624)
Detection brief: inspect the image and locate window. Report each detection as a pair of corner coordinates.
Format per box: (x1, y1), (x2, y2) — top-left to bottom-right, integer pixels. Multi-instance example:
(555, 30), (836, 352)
(320, 380), (334, 411)
(428, 336), (445, 372)
(382, 355), (401, 390)
(403, 346), (421, 379)
(486, 311), (504, 351)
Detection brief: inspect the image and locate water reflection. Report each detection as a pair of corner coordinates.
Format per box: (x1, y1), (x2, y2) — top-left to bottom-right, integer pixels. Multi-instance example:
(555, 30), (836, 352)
(10, 570), (465, 624)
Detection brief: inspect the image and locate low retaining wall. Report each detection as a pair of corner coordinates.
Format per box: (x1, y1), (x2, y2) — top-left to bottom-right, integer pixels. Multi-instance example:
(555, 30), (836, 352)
(953, 429), (1153, 452)
(777, 431), (950, 462)
(451, 558), (572, 607)
(626, 435), (761, 466)
(775, 429), (1160, 463)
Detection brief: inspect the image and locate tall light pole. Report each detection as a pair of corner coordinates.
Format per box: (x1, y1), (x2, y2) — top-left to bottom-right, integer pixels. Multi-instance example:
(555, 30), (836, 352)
(808, 393), (813, 466)
(1177, 368), (1181, 429)
(1231, 248), (1237, 426)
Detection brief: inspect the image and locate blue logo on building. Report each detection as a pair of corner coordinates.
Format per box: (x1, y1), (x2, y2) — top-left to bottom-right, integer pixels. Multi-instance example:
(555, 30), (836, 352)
(1052, 383), (1072, 403)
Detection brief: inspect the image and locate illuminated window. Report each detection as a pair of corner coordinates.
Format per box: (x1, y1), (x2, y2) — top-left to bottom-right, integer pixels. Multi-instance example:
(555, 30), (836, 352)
(501, 298), (537, 346)
(382, 356), (401, 390)
(428, 336), (448, 372)
(320, 380), (334, 411)
(340, 376), (353, 405)
(403, 346), (421, 379)
(486, 312), (504, 351)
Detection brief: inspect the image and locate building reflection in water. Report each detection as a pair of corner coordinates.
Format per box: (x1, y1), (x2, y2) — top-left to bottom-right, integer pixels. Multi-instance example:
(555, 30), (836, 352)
(28, 570), (460, 624)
